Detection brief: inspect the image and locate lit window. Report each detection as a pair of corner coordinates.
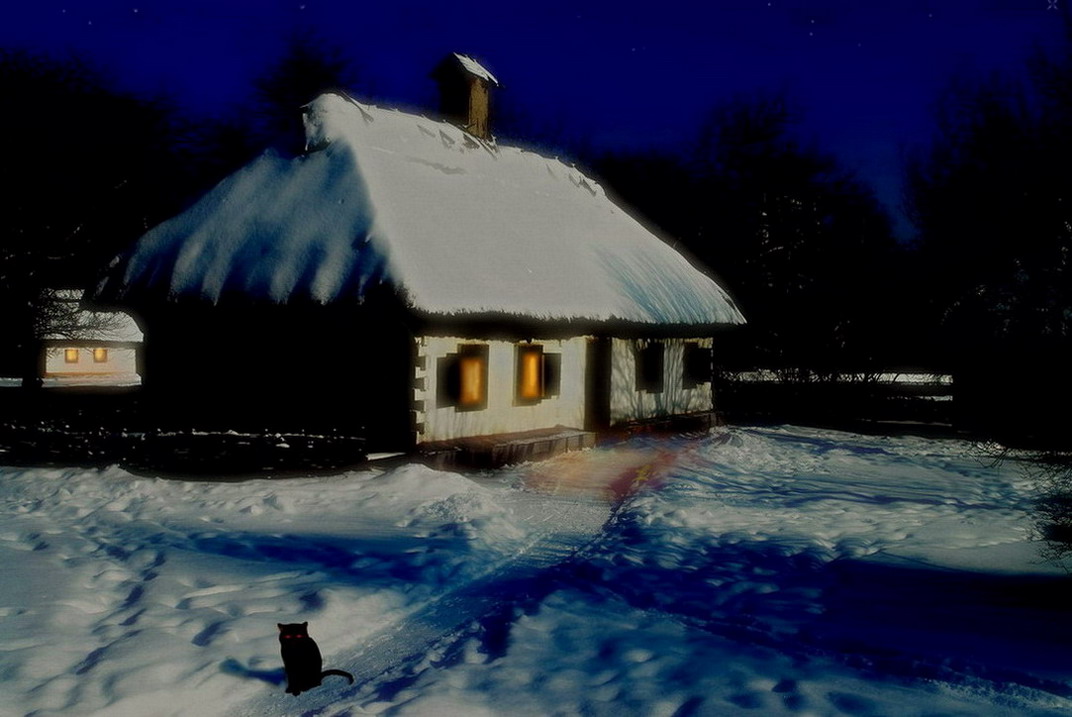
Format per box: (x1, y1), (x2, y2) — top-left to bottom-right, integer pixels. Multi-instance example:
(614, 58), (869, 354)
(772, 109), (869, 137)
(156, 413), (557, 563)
(517, 345), (543, 403)
(516, 345), (562, 404)
(437, 345), (489, 411)
(64, 349), (79, 364)
(682, 343), (712, 388)
(458, 354), (485, 408)
(636, 341), (664, 393)
(93, 348), (108, 363)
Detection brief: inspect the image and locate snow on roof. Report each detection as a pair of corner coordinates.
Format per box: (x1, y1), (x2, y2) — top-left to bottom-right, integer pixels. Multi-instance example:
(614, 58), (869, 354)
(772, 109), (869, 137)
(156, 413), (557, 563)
(452, 53), (499, 86)
(100, 93), (744, 327)
(44, 290), (143, 343)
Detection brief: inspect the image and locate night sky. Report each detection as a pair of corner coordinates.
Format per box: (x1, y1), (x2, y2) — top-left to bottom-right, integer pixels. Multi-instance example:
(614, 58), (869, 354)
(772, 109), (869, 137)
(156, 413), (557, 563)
(3, 1), (1066, 238)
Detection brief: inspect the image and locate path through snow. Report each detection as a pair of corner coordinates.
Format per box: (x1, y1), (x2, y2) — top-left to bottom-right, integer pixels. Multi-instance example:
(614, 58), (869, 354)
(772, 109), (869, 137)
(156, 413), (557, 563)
(232, 485), (619, 716)
(1, 426), (1069, 716)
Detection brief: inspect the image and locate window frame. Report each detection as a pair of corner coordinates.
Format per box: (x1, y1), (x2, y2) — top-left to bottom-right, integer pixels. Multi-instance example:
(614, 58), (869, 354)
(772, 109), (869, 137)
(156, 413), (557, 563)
(515, 344), (545, 405)
(514, 344), (563, 405)
(92, 348), (109, 364)
(635, 340), (665, 394)
(542, 352), (561, 398)
(682, 342), (713, 389)
(64, 348), (79, 364)
(437, 344), (489, 412)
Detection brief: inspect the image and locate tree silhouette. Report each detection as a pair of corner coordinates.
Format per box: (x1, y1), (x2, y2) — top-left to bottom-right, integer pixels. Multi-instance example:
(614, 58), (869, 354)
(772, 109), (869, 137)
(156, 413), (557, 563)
(599, 91), (901, 378)
(252, 28), (363, 154)
(906, 17), (1072, 564)
(906, 18), (1072, 445)
(592, 92), (902, 381)
(0, 50), (187, 384)
(178, 28), (365, 194)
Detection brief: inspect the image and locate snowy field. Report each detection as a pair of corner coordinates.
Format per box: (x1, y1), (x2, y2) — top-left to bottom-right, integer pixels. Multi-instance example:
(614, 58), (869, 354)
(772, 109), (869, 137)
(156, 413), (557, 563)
(1, 425), (1069, 717)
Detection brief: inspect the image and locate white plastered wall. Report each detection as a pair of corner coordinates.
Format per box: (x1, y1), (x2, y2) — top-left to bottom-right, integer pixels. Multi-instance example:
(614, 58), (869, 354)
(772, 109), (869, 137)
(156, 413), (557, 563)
(609, 337), (713, 425)
(416, 335), (587, 443)
(44, 345), (139, 377)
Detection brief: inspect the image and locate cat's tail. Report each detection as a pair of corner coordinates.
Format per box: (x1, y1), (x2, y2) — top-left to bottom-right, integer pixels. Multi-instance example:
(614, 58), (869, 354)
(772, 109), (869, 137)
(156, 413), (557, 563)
(321, 669), (354, 684)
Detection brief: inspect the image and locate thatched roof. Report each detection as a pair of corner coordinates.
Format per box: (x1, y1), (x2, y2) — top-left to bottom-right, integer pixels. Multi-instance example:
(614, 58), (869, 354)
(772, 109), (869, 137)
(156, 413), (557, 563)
(97, 93), (744, 328)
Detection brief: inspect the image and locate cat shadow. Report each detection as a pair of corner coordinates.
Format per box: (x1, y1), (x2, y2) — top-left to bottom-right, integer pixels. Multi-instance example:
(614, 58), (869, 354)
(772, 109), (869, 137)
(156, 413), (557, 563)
(220, 657), (286, 686)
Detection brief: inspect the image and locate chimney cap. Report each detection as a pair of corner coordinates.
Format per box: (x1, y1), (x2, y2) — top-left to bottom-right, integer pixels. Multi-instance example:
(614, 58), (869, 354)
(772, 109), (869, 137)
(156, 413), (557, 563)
(432, 52), (500, 87)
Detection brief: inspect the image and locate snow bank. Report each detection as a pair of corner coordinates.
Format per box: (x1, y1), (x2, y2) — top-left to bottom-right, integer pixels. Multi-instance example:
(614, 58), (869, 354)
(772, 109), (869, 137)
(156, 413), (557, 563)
(627, 426), (1043, 572)
(0, 463), (525, 716)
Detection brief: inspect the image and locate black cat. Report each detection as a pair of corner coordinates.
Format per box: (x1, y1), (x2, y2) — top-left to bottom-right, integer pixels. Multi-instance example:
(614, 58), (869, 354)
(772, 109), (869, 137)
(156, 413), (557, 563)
(277, 622), (355, 696)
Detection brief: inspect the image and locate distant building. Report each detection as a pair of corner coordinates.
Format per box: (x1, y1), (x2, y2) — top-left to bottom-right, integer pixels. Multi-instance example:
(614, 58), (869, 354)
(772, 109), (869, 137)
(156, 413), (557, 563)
(94, 53), (743, 461)
(41, 291), (142, 386)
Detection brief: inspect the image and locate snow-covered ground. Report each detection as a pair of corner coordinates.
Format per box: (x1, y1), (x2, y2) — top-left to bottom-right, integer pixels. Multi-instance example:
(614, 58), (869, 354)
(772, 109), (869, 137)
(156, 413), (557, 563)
(1, 426), (1069, 716)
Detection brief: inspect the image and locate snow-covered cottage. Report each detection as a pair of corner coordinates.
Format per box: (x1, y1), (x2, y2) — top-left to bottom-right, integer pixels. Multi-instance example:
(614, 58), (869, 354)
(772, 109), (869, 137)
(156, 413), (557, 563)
(93, 54), (744, 461)
(41, 290), (142, 386)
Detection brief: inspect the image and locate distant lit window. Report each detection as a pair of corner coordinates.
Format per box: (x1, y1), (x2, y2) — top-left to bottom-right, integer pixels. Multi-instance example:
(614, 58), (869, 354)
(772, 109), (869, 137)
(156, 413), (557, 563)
(516, 344), (562, 404)
(683, 343), (712, 388)
(64, 349), (79, 364)
(636, 341), (664, 393)
(93, 348), (108, 363)
(438, 345), (489, 411)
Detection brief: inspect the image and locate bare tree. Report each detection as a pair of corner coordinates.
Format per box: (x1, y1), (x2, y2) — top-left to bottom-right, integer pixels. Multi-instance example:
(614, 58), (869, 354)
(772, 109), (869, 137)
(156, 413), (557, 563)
(35, 290), (127, 341)
(0, 50), (185, 386)
(689, 91), (900, 377)
(906, 13), (1072, 563)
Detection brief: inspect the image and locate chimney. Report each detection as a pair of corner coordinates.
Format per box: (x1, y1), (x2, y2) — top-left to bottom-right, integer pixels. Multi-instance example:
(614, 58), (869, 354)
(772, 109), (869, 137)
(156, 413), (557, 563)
(430, 53), (499, 140)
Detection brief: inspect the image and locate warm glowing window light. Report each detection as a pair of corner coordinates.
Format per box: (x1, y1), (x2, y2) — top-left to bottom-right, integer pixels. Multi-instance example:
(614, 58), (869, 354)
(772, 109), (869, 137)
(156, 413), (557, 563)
(459, 355), (485, 407)
(93, 348), (108, 363)
(64, 349), (79, 363)
(518, 347), (542, 401)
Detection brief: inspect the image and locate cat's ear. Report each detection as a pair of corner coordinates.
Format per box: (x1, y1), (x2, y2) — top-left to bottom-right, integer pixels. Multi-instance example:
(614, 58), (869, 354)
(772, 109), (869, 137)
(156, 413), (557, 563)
(278, 624), (284, 631)
(301, 622), (308, 628)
